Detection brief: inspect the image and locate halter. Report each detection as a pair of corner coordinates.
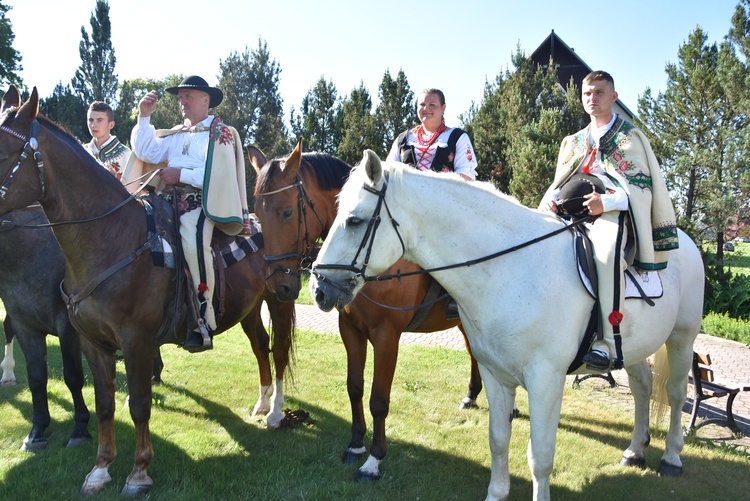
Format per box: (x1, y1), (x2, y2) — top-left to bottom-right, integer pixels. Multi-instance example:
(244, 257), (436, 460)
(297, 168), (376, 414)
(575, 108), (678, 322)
(257, 172), (325, 279)
(312, 173), (406, 281)
(0, 120), (47, 200)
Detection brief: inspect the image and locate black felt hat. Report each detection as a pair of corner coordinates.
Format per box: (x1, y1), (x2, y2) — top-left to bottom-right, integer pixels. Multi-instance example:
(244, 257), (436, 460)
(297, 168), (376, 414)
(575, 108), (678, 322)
(557, 173), (605, 217)
(165, 75), (223, 108)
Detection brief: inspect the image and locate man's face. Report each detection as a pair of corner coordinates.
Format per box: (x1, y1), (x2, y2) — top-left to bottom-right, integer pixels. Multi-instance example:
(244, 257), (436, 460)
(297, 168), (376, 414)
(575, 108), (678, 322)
(178, 89), (210, 125)
(87, 110), (113, 142)
(581, 79), (618, 119)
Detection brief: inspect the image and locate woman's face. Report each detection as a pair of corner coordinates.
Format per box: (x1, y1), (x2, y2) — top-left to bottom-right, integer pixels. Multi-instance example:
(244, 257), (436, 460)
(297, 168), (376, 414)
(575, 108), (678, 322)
(417, 92), (445, 131)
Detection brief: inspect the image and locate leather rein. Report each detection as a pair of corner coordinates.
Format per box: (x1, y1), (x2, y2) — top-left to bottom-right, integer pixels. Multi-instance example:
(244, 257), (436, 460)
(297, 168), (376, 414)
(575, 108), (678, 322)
(311, 173), (591, 284)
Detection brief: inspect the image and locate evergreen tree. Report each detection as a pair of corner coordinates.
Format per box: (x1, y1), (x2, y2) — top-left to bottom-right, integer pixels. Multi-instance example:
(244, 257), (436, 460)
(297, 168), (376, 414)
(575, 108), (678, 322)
(374, 69), (416, 157)
(40, 83), (87, 140)
(336, 82), (378, 166)
(113, 75), (184, 141)
(637, 24), (750, 279)
(216, 40), (289, 157)
(0, 1), (22, 89)
(291, 77), (342, 154)
(71, 0), (118, 106)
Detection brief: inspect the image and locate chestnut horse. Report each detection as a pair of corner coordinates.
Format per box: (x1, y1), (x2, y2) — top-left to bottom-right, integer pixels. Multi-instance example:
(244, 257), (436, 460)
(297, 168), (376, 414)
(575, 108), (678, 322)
(249, 142), (483, 481)
(0, 87), (295, 496)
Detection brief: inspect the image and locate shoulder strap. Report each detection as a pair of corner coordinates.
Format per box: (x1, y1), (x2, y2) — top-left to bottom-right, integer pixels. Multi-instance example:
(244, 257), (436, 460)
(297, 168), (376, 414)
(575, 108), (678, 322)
(447, 128), (464, 152)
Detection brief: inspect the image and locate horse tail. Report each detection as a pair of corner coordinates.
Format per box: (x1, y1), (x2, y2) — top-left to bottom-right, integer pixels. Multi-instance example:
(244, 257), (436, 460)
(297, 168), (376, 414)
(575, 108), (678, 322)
(649, 344), (670, 425)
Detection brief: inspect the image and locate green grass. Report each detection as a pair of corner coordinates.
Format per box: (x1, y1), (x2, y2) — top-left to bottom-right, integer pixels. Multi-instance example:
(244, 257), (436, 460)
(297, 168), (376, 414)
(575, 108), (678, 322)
(1, 328), (748, 500)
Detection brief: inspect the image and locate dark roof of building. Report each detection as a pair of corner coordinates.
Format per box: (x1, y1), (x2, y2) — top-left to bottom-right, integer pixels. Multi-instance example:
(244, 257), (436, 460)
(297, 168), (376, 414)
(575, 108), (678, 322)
(530, 30), (635, 120)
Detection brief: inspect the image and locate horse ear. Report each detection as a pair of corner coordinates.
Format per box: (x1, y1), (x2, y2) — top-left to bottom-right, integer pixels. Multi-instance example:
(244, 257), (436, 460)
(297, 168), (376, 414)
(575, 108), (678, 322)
(16, 87), (39, 123)
(282, 138), (302, 180)
(362, 149), (383, 186)
(246, 145), (267, 174)
(1, 85), (20, 112)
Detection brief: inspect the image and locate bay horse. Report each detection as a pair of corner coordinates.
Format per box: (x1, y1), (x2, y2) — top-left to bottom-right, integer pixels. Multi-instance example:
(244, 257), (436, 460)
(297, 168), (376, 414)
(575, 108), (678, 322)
(0, 87), (295, 496)
(250, 142), (484, 481)
(311, 151), (704, 501)
(0, 205), (91, 451)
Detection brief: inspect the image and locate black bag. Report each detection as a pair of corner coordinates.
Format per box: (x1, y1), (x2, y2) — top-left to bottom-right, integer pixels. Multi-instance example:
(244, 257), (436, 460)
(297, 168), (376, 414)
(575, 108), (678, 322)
(557, 173), (605, 218)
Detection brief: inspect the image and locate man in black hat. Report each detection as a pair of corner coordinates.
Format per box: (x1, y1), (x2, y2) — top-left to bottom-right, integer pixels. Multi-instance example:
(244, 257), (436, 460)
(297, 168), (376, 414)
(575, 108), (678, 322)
(130, 75), (250, 352)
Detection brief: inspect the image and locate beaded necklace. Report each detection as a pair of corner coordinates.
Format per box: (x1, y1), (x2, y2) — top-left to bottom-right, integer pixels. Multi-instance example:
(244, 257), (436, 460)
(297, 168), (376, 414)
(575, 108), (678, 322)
(414, 122), (447, 171)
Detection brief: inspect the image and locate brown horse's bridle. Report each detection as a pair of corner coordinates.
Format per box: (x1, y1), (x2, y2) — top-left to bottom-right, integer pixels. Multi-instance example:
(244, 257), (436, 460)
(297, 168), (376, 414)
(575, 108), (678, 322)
(257, 171), (325, 280)
(0, 120), (47, 201)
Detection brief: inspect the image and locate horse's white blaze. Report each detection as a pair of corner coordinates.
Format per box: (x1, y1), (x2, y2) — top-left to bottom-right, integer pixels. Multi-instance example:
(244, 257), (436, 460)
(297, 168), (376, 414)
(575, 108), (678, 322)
(1, 339), (16, 385)
(312, 152), (703, 501)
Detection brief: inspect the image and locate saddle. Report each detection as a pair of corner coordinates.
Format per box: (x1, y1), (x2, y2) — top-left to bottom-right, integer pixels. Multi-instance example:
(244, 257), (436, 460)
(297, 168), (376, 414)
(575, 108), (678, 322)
(140, 189), (264, 345)
(565, 222), (661, 374)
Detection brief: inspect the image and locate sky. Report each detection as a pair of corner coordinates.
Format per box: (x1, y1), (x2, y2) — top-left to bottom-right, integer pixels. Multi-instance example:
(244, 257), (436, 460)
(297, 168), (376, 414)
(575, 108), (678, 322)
(5, 0), (741, 127)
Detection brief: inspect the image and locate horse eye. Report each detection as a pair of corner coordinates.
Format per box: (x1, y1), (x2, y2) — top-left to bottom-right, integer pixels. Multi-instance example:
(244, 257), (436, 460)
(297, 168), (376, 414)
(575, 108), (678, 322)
(346, 216), (363, 227)
(282, 207), (293, 221)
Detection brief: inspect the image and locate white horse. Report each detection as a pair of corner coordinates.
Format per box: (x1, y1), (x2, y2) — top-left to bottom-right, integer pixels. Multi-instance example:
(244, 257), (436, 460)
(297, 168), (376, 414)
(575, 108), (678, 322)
(311, 151), (704, 501)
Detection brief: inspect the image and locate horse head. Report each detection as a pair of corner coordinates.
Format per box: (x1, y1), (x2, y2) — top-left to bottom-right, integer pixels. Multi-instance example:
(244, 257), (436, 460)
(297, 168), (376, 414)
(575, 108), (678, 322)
(0, 87), (45, 214)
(311, 150), (405, 311)
(253, 139), (322, 301)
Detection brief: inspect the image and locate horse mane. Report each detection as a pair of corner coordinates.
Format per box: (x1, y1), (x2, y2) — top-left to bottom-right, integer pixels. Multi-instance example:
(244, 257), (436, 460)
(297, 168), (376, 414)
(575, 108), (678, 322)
(255, 152), (352, 197)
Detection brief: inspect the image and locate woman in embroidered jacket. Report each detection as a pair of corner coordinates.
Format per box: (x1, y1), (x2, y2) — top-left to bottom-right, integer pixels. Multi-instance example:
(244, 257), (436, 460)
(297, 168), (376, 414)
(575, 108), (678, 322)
(539, 70), (679, 372)
(386, 88), (477, 181)
(130, 75), (249, 353)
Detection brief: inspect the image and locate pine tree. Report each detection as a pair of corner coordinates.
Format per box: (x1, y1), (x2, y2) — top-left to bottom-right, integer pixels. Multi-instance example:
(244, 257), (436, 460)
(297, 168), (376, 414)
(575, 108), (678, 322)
(40, 83), (87, 140)
(71, 0), (118, 106)
(291, 77), (342, 154)
(0, 1), (22, 89)
(374, 69), (416, 157)
(336, 82), (378, 166)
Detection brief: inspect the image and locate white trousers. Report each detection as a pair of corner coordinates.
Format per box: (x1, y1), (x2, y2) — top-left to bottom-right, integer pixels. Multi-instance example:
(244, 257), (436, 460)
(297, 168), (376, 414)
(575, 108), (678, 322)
(180, 207), (216, 331)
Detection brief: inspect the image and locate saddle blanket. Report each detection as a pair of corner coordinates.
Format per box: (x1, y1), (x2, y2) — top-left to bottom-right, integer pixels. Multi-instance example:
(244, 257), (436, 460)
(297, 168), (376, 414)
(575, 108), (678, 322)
(579, 266), (663, 299)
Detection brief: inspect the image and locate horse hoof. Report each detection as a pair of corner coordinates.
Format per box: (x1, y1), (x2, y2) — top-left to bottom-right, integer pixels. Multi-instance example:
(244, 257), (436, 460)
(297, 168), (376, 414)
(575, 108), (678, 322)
(620, 456), (646, 468)
(355, 470), (381, 483)
(657, 459), (683, 477)
(342, 449), (365, 464)
(81, 467), (111, 497)
(266, 413), (283, 430)
(67, 436), (91, 448)
(21, 437), (47, 453)
(1, 377), (17, 386)
(121, 482), (152, 497)
(459, 397), (478, 410)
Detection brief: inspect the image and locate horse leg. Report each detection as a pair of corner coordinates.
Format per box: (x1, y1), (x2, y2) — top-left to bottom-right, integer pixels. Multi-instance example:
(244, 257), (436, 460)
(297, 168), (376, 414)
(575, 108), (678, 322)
(152, 347), (164, 384)
(658, 343), (693, 477)
(357, 327), (401, 482)
(78, 337), (118, 497)
(457, 325), (483, 409)
(58, 322), (91, 447)
(621, 361), (652, 467)
(242, 307), (274, 423)
(120, 338), (156, 496)
(264, 296), (295, 430)
(339, 321), (369, 466)
(11, 319), (52, 452)
(525, 371), (566, 501)
(1, 320), (15, 385)
(479, 366), (516, 501)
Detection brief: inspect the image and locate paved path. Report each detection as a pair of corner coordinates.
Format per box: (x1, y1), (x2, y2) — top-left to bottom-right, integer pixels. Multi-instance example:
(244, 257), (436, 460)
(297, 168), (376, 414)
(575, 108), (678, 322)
(282, 303), (750, 438)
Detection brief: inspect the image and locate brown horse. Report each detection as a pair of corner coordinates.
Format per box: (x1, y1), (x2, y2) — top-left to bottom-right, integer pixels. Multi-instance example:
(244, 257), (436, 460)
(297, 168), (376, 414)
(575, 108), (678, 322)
(250, 142), (483, 481)
(0, 87), (295, 496)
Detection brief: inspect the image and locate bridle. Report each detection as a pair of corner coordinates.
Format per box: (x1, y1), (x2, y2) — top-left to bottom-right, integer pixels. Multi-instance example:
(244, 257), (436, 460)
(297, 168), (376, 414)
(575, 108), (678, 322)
(257, 170), (325, 280)
(0, 119), (47, 201)
(311, 172), (591, 285)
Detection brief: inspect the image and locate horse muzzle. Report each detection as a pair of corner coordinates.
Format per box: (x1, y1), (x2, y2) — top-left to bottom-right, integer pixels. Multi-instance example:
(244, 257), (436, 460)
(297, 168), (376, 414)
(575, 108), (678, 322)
(310, 272), (362, 312)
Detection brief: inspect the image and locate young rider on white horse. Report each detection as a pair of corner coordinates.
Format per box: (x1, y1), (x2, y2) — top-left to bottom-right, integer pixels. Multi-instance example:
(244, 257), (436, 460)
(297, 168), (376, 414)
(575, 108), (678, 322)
(539, 70), (679, 371)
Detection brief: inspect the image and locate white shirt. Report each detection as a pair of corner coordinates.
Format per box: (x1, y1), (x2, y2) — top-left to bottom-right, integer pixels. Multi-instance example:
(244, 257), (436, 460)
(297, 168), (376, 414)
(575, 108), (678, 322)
(130, 115), (213, 189)
(386, 127), (478, 180)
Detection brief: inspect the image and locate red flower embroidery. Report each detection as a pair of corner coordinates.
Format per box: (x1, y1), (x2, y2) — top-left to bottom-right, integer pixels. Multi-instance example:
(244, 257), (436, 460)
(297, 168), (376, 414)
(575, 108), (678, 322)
(608, 311), (624, 326)
(198, 282), (209, 293)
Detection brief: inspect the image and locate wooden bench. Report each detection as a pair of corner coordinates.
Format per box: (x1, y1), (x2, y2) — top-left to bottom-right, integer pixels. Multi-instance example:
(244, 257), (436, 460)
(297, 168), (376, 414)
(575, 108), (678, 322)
(687, 351), (750, 434)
